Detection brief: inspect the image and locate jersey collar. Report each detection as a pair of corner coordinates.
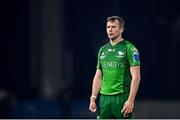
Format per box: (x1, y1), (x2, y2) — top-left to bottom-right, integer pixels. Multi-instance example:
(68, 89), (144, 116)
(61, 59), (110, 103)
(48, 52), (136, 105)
(109, 39), (125, 47)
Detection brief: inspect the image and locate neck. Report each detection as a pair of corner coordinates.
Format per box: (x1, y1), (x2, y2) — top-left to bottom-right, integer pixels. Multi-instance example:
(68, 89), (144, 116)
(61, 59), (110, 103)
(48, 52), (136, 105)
(110, 35), (123, 46)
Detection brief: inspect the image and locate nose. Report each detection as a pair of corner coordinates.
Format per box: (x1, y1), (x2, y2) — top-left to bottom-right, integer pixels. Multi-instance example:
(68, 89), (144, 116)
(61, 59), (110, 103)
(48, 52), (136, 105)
(108, 27), (112, 32)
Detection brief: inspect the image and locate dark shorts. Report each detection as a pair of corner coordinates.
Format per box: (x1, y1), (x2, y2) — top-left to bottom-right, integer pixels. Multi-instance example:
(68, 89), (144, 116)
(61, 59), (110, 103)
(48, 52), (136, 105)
(97, 92), (134, 119)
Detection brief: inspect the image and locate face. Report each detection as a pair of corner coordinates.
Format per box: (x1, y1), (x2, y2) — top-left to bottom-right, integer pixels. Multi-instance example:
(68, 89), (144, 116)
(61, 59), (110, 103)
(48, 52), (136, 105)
(106, 19), (123, 40)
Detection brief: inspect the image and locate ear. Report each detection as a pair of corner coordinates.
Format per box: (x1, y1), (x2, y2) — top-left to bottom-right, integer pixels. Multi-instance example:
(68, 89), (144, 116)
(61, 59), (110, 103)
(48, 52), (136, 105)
(120, 28), (124, 33)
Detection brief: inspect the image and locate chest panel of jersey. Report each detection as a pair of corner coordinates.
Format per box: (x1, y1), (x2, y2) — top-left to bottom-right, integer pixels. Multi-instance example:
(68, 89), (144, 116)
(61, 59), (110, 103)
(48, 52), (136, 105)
(99, 42), (131, 95)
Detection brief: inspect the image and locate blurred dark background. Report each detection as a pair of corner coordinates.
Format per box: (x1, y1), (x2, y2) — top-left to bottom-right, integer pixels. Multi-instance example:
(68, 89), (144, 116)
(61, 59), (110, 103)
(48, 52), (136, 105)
(1, 0), (180, 118)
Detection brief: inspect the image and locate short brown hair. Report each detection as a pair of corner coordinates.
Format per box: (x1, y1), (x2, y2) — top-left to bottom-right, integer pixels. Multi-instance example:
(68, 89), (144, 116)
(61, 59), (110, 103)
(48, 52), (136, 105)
(107, 16), (125, 29)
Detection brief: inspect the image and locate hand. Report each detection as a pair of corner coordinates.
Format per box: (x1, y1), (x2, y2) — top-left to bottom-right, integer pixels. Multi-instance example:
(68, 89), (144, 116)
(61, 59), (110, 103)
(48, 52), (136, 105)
(89, 100), (97, 112)
(121, 100), (134, 117)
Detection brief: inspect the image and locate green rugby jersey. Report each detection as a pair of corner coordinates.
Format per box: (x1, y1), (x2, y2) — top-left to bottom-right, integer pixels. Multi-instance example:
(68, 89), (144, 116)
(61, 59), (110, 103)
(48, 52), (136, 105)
(97, 40), (140, 95)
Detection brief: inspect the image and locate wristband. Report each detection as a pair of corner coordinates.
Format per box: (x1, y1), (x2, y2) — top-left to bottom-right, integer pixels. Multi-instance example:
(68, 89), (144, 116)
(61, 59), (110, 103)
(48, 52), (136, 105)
(90, 95), (97, 100)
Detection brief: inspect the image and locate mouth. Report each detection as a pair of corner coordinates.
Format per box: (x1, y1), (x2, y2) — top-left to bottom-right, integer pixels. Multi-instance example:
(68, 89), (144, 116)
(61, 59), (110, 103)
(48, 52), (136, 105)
(108, 33), (120, 40)
(108, 33), (113, 36)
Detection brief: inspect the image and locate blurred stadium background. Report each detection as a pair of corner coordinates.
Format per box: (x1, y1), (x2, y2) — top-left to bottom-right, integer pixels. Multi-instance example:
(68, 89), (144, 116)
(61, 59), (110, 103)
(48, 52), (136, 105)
(1, 0), (180, 118)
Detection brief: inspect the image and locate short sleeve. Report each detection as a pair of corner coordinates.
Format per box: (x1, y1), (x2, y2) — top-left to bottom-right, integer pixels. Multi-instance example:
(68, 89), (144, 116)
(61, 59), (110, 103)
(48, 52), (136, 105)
(127, 44), (140, 67)
(96, 48), (102, 70)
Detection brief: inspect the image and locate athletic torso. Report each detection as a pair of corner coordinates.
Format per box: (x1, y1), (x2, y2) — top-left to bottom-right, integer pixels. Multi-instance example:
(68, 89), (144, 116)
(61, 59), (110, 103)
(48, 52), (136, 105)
(97, 40), (140, 95)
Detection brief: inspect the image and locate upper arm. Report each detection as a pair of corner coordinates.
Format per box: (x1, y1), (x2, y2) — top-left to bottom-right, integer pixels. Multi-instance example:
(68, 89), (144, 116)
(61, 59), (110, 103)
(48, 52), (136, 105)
(94, 69), (102, 80)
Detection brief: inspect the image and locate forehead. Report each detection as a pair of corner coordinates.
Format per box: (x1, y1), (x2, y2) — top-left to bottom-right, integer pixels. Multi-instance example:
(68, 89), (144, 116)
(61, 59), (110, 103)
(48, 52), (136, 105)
(106, 19), (119, 26)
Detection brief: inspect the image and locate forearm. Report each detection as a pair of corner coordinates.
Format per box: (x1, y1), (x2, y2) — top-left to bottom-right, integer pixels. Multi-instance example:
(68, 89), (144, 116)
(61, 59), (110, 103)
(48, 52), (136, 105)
(89, 72), (101, 112)
(91, 69), (102, 100)
(91, 78), (101, 98)
(128, 76), (140, 102)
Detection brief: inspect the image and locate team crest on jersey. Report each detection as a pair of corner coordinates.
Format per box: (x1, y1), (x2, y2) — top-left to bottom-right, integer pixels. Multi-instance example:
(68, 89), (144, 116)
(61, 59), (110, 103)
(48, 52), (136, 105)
(117, 51), (124, 58)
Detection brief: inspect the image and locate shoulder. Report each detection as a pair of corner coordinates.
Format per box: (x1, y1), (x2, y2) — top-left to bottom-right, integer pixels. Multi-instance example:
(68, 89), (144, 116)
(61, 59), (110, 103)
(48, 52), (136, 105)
(124, 40), (135, 46)
(124, 40), (138, 51)
(99, 43), (109, 52)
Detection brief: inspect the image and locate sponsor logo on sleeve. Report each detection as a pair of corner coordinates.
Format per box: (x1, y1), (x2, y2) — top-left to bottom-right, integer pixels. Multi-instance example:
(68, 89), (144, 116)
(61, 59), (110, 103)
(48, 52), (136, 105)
(132, 52), (139, 62)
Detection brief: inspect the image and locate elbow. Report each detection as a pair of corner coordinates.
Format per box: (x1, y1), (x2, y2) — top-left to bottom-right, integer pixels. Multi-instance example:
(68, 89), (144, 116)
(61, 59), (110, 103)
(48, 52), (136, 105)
(132, 74), (141, 81)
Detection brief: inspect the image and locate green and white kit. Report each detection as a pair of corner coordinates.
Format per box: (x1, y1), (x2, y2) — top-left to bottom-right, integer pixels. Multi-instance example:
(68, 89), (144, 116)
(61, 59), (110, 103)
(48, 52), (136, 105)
(97, 40), (140, 95)
(96, 40), (140, 119)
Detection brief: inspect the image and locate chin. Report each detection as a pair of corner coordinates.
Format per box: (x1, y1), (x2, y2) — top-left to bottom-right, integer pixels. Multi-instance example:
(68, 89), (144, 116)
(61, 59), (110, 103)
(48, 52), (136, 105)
(108, 36), (114, 39)
(110, 37), (116, 40)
